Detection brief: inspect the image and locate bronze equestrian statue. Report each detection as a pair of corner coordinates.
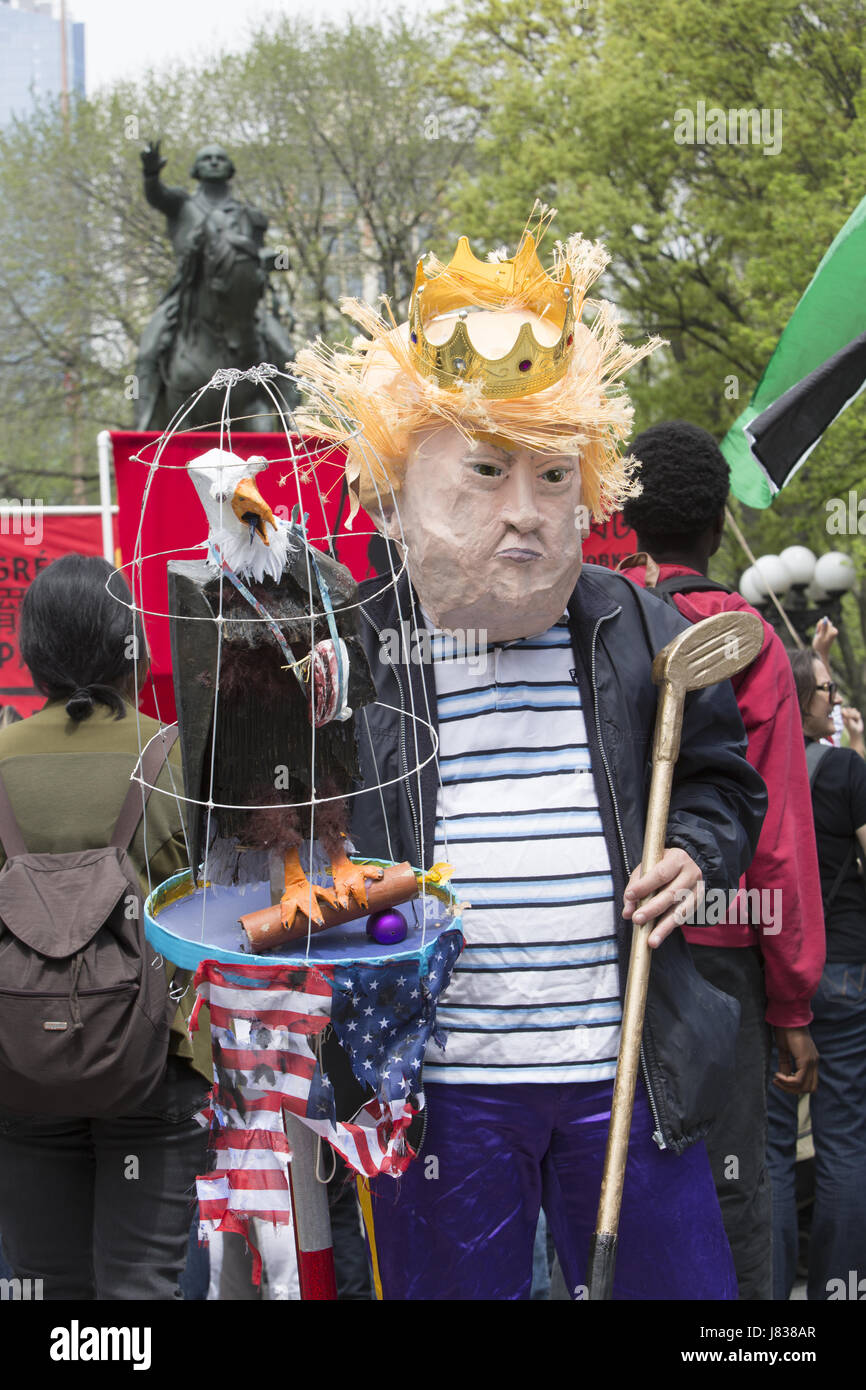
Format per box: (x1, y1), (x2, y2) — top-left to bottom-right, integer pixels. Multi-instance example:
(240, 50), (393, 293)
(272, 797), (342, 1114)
(135, 142), (298, 431)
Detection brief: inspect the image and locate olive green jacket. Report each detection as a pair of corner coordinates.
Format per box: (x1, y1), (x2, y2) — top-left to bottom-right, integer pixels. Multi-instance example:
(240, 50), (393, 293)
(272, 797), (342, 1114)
(0, 698), (211, 1080)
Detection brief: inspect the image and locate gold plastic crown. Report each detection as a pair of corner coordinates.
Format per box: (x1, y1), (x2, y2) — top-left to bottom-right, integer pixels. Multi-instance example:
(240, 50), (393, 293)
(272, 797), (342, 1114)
(408, 233), (576, 400)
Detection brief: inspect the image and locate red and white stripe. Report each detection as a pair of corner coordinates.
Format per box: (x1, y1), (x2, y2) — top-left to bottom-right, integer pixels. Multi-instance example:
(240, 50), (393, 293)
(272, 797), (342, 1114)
(190, 958), (420, 1278)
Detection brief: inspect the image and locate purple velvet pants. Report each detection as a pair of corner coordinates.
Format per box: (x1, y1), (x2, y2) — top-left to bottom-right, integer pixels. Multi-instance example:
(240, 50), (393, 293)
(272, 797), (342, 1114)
(362, 1078), (737, 1300)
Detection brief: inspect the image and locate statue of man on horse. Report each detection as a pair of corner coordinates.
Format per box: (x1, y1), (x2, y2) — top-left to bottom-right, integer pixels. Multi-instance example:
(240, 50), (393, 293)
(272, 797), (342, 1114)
(135, 142), (298, 430)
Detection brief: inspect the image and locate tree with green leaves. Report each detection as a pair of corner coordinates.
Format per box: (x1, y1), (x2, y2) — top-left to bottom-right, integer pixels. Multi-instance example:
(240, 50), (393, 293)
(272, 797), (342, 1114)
(446, 0), (866, 698)
(0, 12), (477, 503)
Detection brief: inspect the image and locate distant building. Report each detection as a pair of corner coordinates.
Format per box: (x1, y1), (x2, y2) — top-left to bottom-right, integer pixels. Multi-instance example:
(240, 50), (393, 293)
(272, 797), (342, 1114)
(0, 0), (85, 127)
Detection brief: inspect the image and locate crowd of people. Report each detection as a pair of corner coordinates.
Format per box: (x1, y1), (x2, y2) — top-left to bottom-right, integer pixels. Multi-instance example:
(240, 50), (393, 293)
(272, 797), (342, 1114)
(0, 433), (863, 1301)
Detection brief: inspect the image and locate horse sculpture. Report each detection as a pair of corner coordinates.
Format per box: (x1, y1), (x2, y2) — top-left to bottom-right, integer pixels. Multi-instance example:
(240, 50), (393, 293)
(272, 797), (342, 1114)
(135, 143), (298, 432)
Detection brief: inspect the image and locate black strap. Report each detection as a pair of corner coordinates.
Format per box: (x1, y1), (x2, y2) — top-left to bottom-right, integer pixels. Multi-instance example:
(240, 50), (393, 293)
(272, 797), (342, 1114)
(110, 725), (179, 851)
(805, 740), (831, 786)
(651, 574), (734, 603)
(825, 844), (856, 914)
(805, 741), (859, 914)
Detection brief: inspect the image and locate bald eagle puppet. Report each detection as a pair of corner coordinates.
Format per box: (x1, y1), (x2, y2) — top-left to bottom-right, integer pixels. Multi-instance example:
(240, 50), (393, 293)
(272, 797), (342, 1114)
(167, 449), (382, 929)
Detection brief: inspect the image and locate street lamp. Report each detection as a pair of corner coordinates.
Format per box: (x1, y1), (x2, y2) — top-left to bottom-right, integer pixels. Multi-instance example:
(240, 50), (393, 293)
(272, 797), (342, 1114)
(739, 548), (857, 645)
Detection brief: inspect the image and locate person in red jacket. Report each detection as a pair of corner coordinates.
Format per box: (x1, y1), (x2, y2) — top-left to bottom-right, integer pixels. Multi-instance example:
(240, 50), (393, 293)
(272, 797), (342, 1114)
(619, 420), (824, 1301)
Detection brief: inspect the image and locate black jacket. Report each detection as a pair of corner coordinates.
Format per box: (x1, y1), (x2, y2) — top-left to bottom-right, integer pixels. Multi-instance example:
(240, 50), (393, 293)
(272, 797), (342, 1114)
(350, 563), (768, 1154)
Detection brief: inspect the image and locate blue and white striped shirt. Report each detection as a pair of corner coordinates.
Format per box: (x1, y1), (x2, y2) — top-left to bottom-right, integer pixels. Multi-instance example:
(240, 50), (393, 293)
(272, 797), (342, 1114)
(424, 617), (622, 1085)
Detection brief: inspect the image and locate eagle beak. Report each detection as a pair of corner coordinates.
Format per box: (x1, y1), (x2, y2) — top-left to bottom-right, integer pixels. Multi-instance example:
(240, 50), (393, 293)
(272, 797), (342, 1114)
(231, 476), (277, 547)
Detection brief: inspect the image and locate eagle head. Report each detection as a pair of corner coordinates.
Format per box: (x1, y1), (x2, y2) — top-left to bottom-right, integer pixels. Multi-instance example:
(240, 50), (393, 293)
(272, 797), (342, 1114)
(187, 449), (293, 583)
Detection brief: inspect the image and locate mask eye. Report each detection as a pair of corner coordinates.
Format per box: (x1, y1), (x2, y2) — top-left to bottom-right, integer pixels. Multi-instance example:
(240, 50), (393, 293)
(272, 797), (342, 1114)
(473, 461), (503, 478)
(542, 467), (568, 484)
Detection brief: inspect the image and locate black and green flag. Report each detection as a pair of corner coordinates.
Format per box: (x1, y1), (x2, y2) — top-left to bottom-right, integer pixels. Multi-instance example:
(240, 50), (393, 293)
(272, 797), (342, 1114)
(722, 193), (866, 508)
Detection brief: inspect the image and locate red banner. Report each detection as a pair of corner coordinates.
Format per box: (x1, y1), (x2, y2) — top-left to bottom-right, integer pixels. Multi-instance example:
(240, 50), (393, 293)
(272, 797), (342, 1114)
(111, 431), (377, 722)
(0, 513), (118, 719)
(583, 514), (637, 570)
(110, 429), (635, 723)
(0, 443), (632, 727)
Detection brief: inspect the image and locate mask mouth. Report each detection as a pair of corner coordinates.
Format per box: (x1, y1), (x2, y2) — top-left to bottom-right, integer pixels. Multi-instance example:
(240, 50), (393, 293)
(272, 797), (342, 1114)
(495, 545), (543, 562)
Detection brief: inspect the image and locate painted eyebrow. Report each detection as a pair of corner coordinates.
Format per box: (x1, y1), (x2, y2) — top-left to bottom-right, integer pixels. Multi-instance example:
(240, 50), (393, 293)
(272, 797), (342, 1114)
(464, 447), (512, 463)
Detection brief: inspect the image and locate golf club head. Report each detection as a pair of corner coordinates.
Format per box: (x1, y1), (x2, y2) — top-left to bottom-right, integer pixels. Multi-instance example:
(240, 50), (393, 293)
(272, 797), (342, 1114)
(652, 611), (764, 692)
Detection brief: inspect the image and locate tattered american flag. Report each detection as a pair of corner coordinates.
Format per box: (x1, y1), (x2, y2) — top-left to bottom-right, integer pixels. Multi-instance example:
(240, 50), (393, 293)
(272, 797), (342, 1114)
(189, 930), (462, 1262)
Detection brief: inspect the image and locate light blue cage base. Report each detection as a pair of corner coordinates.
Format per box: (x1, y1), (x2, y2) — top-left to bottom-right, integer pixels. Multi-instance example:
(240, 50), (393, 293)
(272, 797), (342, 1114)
(144, 858), (463, 970)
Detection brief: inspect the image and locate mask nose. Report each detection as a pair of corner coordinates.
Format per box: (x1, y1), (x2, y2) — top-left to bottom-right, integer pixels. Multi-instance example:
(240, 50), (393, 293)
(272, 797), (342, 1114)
(501, 464), (542, 533)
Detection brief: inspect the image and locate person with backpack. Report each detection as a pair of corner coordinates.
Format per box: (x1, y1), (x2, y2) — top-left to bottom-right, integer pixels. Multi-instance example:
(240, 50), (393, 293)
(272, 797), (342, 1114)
(618, 421), (824, 1300)
(0, 554), (211, 1300)
(767, 651), (866, 1299)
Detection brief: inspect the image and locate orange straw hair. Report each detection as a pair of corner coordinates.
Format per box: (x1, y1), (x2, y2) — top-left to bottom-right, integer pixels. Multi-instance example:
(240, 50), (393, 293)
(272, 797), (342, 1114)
(293, 221), (664, 523)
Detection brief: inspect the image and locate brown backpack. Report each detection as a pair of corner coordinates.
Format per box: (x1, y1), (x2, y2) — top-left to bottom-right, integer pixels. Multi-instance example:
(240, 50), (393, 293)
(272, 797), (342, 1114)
(0, 727), (180, 1116)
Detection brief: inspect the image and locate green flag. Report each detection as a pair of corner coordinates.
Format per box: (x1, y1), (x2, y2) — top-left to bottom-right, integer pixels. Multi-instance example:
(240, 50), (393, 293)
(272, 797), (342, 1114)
(722, 193), (866, 508)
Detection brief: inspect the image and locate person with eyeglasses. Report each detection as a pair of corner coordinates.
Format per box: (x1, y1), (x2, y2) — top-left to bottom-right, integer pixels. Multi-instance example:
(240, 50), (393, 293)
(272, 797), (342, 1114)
(811, 616), (865, 755)
(766, 648), (866, 1300)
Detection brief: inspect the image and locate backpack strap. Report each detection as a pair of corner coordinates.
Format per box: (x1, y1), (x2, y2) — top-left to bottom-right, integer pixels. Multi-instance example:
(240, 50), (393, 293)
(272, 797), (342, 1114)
(805, 740), (831, 786)
(109, 725), (180, 851)
(824, 844), (856, 915)
(651, 574), (734, 603)
(0, 771), (28, 857)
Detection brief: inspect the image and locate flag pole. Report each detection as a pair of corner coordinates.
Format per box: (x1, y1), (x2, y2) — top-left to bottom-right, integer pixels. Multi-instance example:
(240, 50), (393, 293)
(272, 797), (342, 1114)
(283, 1113), (338, 1300)
(268, 848), (337, 1300)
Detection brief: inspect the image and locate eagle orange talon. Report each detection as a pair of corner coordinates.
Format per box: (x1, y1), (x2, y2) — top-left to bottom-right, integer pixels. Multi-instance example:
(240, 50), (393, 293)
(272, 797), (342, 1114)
(280, 848), (338, 928)
(279, 881), (338, 929)
(329, 852), (384, 911)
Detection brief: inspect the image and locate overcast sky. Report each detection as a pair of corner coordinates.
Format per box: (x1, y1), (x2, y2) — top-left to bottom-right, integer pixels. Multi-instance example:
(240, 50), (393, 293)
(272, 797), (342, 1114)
(70, 0), (410, 93)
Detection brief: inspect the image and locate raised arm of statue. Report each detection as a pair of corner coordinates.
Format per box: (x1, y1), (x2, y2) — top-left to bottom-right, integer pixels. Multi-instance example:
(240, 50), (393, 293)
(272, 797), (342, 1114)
(140, 141), (187, 217)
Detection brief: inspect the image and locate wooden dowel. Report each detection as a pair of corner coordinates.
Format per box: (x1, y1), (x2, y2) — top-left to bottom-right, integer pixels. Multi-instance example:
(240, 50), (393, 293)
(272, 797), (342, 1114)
(240, 860), (418, 952)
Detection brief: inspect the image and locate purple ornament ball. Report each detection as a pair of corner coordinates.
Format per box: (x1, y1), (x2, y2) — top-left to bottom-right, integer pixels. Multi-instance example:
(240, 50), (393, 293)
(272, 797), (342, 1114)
(366, 908), (408, 946)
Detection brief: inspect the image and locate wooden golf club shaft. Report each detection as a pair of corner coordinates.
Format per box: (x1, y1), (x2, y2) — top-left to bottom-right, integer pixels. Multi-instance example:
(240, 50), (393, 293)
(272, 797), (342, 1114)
(587, 684), (683, 1299)
(585, 610), (763, 1300)
(241, 860), (417, 951)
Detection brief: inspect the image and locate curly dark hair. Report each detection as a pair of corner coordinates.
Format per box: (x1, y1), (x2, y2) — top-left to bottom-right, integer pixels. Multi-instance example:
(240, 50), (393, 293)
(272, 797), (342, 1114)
(622, 421), (731, 548)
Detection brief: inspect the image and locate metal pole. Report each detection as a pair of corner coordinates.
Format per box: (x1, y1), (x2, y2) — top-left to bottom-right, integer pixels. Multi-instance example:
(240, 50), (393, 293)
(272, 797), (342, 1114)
(266, 850), (337, 1300)
(97, 431), (115, 563)
(283, 1114), (337, 1301)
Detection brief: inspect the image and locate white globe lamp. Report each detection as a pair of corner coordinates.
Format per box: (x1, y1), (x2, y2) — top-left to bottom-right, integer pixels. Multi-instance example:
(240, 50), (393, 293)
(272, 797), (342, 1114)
(814, 551), (856, 596)
(739, 566), (767, 607)
(753, 554), (792, 597)
(778, 546), (816, 590)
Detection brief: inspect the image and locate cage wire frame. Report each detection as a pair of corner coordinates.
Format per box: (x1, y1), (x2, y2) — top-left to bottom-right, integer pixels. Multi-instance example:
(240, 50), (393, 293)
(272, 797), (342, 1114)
(108, 363), (456, 970)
